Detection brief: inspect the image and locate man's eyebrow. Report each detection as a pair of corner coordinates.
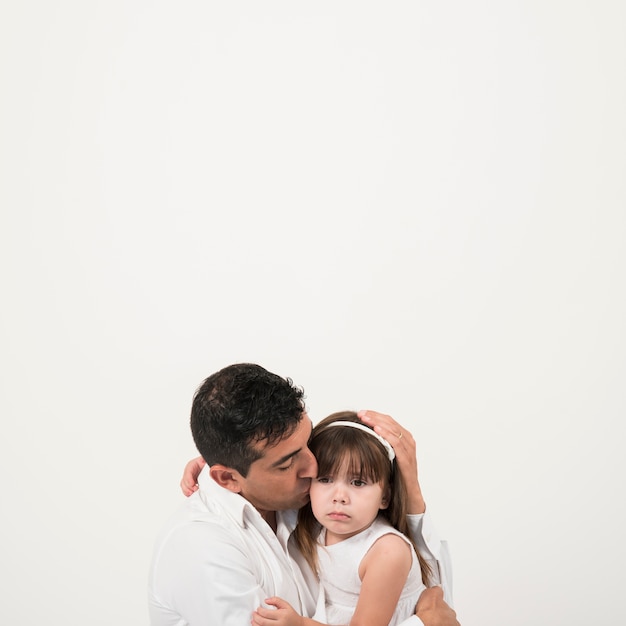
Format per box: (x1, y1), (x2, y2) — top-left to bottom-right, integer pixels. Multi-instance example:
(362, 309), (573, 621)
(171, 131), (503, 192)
(270, 448), (302, 468)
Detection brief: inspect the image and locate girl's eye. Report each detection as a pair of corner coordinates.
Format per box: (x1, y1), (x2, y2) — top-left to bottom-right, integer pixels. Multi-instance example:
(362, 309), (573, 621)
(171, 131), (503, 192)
(317, 476), (331, 483)
(352, 479), (367, 487)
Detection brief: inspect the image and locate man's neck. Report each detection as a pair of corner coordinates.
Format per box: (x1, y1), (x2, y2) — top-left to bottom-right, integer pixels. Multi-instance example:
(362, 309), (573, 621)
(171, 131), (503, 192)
(258, 509), (277, 533)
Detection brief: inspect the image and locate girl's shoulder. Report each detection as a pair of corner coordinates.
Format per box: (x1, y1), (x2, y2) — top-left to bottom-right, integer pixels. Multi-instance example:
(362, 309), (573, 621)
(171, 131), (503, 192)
(363, 519), (414, 561)
(359, 527), (413, 580)
(366, 517), (413, 545)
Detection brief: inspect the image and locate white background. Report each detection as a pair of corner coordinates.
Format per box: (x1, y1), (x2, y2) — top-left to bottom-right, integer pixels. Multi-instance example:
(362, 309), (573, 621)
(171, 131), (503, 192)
(1, 2), (625, 625)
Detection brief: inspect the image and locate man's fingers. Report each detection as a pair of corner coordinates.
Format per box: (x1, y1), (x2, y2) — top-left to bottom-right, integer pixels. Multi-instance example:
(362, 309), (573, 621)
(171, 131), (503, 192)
(416, 586), (459, 626)
(418, 586), (444, 607)
(359, 410), (415, 448)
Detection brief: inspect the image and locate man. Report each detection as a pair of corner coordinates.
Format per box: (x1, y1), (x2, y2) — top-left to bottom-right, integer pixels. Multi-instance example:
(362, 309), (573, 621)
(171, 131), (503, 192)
(148, 363), (459, 625)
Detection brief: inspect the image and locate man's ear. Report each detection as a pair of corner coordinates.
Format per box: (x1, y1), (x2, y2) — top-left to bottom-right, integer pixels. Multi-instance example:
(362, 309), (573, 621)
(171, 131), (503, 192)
(209, 465), (243, 494)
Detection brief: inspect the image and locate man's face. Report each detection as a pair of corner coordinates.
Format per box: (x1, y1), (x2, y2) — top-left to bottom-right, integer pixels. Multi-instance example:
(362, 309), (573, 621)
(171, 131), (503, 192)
(236, 414), (317, 514)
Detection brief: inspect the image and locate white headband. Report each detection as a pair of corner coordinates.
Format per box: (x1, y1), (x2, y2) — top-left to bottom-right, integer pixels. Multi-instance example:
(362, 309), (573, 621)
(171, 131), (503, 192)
(323, 421), (396, 463)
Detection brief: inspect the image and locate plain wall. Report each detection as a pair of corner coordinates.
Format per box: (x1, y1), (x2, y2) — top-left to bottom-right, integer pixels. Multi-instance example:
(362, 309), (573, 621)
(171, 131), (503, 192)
(1, 2), (625, 625)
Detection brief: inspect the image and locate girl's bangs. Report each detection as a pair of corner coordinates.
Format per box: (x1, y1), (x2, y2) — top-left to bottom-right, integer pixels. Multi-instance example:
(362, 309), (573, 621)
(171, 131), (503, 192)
(313, 429), (390, 483)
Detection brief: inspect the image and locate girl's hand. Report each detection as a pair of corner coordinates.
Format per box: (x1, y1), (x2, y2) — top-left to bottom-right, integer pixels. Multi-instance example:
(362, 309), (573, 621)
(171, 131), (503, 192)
(358, 410), (426, 514)
(252, 597), (303, 626)
(180, 456), (206, 496)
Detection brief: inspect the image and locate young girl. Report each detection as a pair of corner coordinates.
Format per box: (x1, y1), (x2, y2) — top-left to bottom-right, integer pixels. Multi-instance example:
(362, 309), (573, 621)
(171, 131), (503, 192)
(252, 411), (433, 626)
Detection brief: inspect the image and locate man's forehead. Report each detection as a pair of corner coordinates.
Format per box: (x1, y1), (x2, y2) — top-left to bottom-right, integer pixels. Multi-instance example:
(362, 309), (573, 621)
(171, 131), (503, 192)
(252, 414), (311, 454)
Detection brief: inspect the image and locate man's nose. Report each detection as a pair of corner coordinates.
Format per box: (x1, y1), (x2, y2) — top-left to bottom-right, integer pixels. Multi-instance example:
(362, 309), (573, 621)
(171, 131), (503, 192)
(298, 447), (318, 478)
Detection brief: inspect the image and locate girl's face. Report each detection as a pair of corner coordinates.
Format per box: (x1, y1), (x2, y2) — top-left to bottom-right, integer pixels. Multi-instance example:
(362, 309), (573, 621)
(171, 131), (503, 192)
(309, 457), (390, 545)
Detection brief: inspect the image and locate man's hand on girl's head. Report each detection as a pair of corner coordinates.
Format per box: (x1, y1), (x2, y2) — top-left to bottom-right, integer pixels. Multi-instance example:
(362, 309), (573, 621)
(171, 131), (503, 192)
(358, 410), (426, 514)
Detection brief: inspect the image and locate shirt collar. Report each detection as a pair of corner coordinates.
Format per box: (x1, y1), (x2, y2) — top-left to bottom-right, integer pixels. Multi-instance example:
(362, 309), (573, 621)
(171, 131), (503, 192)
(278, 508), (298, 534)
(196, 465), (301, 537)
(197, 464), (258, 528)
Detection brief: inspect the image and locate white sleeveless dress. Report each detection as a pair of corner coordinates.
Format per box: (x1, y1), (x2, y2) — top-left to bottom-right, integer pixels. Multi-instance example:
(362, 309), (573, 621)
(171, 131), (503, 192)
(312, 517), (426, 626)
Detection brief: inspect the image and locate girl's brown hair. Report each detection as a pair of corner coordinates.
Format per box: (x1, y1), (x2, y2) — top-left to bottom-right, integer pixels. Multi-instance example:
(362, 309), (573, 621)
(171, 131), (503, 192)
(293, 411), (432, 585)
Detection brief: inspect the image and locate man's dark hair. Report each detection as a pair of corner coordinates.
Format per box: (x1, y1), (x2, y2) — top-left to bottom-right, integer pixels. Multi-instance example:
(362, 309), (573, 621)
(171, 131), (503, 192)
(190, 363), (306, 476)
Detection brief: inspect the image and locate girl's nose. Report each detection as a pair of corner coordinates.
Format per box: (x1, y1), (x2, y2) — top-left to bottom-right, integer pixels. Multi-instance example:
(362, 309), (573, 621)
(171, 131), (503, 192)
(333, 487), (347, 504)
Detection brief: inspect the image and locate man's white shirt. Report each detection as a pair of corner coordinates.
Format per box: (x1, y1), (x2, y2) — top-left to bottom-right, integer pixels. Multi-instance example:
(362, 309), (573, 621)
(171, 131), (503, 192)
(148, 466), (452, 626)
